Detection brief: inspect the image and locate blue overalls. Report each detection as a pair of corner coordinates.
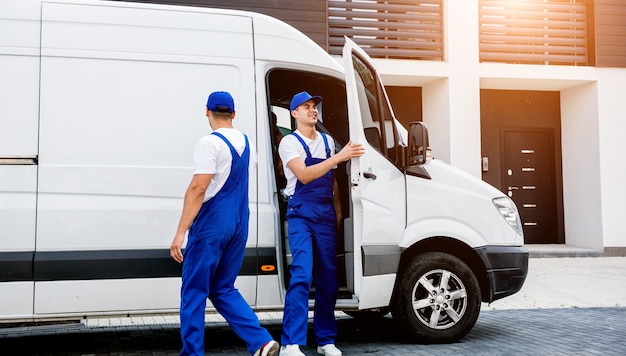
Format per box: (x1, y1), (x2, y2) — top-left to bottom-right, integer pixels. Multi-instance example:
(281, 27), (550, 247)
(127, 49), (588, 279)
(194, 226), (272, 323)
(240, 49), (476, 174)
(281, 132), (339, 347)
(180, 132), (271, 356)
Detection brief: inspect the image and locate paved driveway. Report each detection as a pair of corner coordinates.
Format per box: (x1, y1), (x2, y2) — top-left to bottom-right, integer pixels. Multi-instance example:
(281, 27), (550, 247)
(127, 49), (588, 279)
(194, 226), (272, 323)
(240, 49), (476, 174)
(2, 257), (625, 355)
(2, 308), (625, 355)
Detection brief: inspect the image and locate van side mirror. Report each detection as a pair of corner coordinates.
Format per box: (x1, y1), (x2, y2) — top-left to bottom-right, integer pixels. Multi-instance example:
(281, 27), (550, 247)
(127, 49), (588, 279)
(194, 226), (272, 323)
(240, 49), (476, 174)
(407, 121), (429, 165)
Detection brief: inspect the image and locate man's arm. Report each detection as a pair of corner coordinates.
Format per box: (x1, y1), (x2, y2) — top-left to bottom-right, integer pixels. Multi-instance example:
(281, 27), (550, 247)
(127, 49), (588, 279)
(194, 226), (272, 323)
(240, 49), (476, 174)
(287, 140), (365, 184)
(170, 173), (213, 263)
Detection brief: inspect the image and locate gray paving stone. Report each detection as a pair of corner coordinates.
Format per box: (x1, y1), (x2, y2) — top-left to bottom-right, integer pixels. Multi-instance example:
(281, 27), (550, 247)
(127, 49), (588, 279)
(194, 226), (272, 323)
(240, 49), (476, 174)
(4, 308), (625, 355)
(2, 257), (626, 355)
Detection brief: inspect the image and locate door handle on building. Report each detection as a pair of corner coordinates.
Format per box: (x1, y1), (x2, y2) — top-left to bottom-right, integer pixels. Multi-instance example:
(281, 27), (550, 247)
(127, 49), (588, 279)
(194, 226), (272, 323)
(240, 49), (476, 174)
(507, 186), (518, 197)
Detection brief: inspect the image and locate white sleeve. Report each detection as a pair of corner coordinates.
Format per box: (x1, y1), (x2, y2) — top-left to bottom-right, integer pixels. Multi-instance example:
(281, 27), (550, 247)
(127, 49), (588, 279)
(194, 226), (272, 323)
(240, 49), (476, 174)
(192, 136), (218, 175)
(278, 135), (303, 169)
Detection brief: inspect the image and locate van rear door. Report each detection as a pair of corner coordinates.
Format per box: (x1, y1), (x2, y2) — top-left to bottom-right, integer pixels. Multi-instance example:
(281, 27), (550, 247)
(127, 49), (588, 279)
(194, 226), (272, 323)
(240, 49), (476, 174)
(0, 0), (40, 320)
(343, 38), (406, 309)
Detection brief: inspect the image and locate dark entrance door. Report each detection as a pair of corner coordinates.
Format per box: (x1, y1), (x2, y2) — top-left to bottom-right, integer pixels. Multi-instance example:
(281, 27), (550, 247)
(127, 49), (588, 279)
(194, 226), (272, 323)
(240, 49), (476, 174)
(503, 130), (559, 244)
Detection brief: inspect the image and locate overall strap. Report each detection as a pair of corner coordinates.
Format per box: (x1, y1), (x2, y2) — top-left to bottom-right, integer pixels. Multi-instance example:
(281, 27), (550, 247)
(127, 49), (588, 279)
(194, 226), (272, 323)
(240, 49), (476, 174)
(292, 132), (330, 159)
(320, 132), (331, 159)
(211, 131), (249, 158)
(291, 132), (312, 158)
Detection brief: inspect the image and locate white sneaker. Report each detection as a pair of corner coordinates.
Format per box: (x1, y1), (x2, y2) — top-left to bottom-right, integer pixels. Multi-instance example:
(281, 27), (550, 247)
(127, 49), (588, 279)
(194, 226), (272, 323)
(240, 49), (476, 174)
(280, 344), (305, 356)
(254, 340), (279, 356)
(317, 344), (342, 356)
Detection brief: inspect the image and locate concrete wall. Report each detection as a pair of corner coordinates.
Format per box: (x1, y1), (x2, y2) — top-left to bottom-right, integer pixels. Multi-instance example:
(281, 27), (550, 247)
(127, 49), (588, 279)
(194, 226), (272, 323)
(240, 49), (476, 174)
(561, 82), (602, 250)
(596, 69), (626, 248)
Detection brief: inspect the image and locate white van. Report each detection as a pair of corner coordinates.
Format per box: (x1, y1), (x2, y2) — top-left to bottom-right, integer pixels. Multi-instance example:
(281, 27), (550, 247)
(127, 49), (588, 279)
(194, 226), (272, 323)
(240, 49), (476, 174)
(0, 0), (528, 343)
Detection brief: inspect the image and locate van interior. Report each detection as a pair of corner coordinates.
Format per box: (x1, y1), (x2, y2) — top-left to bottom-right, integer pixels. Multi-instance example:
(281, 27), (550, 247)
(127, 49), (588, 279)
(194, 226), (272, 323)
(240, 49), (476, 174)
(266, 69), (354, 299)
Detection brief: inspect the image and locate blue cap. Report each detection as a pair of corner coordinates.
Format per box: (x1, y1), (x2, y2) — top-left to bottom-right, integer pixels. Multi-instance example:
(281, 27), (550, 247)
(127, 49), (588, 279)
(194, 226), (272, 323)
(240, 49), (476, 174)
(289, 91), (322, 111)
(207, 91), (235, 113)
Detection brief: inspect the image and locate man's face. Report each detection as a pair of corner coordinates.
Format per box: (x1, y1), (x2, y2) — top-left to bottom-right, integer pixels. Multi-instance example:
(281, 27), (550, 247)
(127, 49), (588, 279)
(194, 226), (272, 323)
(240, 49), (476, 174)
(292, 100), (318, 127)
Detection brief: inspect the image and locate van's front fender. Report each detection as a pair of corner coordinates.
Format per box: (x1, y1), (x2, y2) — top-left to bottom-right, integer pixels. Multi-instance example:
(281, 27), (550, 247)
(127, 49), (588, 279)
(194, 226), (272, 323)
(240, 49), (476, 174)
(398, 218), (529, 303)
(400, 217), (488, 250)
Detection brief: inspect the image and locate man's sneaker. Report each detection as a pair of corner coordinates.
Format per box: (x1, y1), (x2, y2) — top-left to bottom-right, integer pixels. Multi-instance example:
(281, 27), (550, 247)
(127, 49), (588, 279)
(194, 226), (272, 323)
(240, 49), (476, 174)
(280, 344), (305, 356)
(254, 340), (279, 356)
(317, 344), (342, 356)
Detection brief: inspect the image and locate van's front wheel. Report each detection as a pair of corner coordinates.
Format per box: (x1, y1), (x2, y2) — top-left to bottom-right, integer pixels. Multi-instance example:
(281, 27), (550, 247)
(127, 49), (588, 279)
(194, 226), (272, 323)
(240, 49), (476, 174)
(391, 252), (481, 343)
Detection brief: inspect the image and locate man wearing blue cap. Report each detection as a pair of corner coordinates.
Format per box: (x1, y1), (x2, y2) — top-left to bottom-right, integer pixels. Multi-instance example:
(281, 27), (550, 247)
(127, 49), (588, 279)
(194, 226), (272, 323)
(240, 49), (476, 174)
(170, 91), (279, 356)
(278, 91), (365, 356)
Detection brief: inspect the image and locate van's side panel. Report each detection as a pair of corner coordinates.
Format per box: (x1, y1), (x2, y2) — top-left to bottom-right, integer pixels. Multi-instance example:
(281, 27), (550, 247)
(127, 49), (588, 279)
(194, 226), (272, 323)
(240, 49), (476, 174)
(0, 165), (37, 319)
(0, 0), (41, 320)
(251, 62), (284, 308)
(33, 2), (257, 316)
(0, 53), (40, 157)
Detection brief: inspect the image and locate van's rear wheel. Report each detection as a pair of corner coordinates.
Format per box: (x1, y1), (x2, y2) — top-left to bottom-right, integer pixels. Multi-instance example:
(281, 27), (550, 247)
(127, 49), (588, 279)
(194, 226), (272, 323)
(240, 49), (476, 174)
(391, 252), (481, 343)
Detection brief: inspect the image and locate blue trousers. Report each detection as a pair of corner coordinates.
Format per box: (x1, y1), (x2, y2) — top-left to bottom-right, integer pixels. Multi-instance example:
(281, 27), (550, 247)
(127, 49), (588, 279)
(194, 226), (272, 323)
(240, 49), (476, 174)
(281, 200), (338, 346)
(180, 229), (271, 355)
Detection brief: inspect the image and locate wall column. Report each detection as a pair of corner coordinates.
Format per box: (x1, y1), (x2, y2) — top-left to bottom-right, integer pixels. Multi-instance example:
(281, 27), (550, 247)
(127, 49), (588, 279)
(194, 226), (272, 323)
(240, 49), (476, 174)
(423, 0), (481, 177)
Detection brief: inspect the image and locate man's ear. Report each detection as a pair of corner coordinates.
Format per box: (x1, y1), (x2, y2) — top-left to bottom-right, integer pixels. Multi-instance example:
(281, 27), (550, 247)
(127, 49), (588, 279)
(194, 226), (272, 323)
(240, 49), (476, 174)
(230, 111), (236, 120)
(205, 108), (210, 117)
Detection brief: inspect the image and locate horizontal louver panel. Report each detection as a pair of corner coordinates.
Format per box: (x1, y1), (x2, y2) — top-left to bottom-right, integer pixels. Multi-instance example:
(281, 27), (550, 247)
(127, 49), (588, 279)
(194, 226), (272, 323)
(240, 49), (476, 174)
(479, 0), (589, 65)
(328, 0), (443, 60)
(594, 0), (626, 67)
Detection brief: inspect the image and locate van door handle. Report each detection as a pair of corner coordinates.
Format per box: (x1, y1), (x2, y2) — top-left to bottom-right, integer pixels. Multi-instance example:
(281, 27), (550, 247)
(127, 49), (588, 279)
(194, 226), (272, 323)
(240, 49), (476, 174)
(508, 186), (518, 190)
(0, 156), (38, 165)
(363, 171), (377, 180)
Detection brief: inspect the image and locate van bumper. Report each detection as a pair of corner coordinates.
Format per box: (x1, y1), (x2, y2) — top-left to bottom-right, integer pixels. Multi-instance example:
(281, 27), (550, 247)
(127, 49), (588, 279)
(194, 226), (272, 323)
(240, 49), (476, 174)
(475, 245), (529, 303)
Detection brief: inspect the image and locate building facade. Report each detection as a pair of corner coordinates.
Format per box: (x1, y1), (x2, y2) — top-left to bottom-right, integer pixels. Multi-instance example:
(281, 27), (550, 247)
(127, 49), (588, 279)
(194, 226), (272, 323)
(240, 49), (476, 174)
(124, 0), (626, 254)
(369, 0), (626, 255)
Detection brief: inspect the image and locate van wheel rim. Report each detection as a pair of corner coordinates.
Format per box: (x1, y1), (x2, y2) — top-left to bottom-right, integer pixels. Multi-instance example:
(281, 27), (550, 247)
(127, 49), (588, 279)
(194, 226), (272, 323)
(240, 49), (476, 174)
(410, 268), (468, 330)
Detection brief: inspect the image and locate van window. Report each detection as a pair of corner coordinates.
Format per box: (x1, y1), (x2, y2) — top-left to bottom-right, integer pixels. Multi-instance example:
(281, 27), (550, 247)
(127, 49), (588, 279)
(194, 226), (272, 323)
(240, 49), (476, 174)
(351, 53), (401, 165)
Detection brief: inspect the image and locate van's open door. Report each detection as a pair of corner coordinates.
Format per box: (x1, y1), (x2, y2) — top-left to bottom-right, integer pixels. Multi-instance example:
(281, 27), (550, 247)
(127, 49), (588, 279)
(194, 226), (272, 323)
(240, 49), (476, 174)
(343, 38), (406, 310)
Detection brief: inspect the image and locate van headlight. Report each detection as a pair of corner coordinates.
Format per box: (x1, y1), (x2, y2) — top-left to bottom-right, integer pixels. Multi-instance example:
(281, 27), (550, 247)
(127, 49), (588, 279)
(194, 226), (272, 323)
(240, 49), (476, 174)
(493, 197), (523, 236)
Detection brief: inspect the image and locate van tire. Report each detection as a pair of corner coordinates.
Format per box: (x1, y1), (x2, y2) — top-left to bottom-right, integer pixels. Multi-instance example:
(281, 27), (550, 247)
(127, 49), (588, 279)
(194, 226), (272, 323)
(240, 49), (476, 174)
(391, 252), (481, 343)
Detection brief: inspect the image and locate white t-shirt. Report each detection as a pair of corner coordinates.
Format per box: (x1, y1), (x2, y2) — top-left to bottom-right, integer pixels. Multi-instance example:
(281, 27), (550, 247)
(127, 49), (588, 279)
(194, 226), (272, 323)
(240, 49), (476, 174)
(193, 127), (257, 202)
(278, 130), (336, 196)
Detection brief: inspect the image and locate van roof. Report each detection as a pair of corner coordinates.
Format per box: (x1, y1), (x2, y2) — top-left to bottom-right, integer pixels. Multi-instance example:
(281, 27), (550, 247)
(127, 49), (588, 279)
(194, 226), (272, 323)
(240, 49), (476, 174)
(38, 0), (344, 73)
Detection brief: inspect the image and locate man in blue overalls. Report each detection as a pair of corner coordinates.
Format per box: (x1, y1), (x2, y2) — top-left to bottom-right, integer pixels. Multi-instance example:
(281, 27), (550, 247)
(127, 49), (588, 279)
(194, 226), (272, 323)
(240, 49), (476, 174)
(170, 91), (279, 356)
(278, 92), (365, 356)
